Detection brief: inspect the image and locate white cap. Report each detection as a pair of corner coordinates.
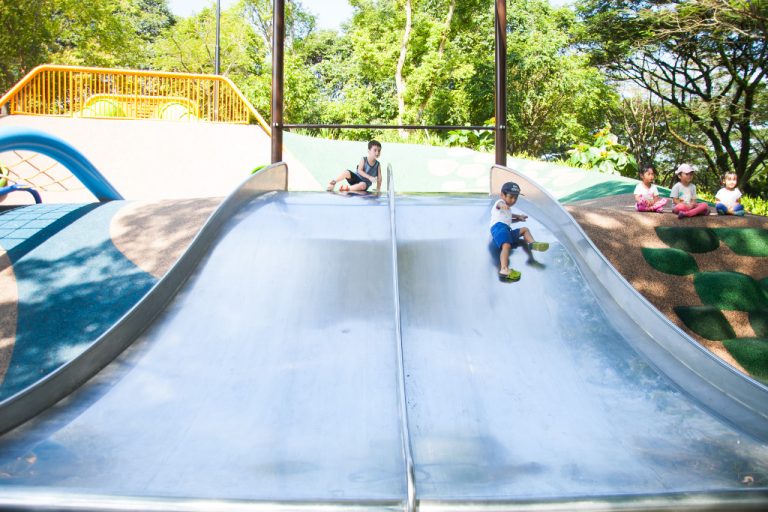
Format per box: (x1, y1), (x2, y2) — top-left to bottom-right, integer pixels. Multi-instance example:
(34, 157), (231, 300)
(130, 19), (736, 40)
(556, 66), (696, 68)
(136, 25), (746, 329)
(676, 163), (695, 175)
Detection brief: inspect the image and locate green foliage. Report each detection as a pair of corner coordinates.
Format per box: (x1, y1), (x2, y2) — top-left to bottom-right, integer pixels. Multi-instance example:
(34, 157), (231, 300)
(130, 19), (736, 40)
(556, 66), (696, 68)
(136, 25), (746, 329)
(445, 128), (494, 151)
(0, 0), (174, 93)
(506, 0), (617, 157)
(740, 196), (768, 217)
(567, 125), (638, 176)
(575, 0), (768, 195)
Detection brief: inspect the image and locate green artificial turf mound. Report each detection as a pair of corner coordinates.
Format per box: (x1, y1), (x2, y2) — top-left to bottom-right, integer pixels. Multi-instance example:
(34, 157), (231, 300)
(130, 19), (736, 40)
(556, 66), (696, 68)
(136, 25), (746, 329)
(642, 247), (698, 276)
(722, 338), (768, 384)
(655, 227), (720, 253)
(750, 310), (768, 337)
(674, 306), (736, 340)
(694, 271), (768, 312)
(714, 228), (768, 257)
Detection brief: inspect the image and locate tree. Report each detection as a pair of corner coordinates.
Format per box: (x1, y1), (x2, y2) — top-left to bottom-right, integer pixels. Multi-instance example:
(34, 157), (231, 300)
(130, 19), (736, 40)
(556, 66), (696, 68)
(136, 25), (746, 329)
(0, 0), (174, 95)
(577, 0), (768, 194)
(506, 0), (617, 156)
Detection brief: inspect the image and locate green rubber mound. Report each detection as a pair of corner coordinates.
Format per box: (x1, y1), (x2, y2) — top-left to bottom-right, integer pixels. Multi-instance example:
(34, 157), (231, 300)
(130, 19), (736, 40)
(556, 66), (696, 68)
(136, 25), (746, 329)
(642, 247), (698, 276)
(157, 102), (197, 121)
(559, 181), (637, 203)
(722, 338), (768, 384)
(81, 98), (125, 118)
(714, 228), (768, 257)
(750, 310), (768, 337)
(694, 271), (768, 312)
(674, 306), (736, 340)
(655, 227), (720, 253)
(762, 277), (768, 295)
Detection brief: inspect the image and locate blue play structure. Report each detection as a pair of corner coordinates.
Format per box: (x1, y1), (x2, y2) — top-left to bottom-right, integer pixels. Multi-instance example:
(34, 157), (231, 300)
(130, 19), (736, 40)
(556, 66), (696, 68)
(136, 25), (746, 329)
(0, 126), (123, 202)
(0, 183), (41, 203)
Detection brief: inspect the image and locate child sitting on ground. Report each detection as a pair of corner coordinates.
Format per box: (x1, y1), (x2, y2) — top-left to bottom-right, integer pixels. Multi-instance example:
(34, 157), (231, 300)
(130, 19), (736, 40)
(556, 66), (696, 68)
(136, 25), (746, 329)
(634, 166), (668, 212)
(715, 172), (745, 216)
(491, 181), (549, 281)
(670, 164), (709, 219)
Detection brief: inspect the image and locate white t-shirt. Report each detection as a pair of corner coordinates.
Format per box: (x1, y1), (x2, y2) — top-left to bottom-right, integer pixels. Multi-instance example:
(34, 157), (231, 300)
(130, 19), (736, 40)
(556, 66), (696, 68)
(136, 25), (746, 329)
(715, 187), (742, 208)
(670, 182), (697, 203)
(634, 182), (660, 202)
(489, 199), (518, 228)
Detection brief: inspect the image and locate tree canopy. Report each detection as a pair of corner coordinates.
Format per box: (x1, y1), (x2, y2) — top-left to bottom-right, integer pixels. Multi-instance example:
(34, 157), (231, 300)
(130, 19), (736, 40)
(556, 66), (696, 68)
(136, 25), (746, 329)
(576, 0), (768, 192)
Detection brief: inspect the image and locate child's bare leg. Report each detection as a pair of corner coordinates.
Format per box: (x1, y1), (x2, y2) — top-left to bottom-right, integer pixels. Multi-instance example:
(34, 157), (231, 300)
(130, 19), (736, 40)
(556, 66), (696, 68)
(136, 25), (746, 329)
(328, 170), (353, 191)
(499, 243), (511, 273)
(348, 182), (368, 191)
(520, 227), (533, 245)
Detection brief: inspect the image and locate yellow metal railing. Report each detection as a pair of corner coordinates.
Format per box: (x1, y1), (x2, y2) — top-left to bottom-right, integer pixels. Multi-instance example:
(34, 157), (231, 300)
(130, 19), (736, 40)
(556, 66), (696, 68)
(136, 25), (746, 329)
(0, 65), (270, 134)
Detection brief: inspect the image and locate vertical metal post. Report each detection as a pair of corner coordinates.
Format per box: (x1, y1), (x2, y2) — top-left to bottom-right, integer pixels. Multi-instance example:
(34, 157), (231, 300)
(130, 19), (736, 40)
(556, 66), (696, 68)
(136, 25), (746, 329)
(215, 0), (221, 75)
(495, 0), (507, 166)
(271, 0), (285, 163)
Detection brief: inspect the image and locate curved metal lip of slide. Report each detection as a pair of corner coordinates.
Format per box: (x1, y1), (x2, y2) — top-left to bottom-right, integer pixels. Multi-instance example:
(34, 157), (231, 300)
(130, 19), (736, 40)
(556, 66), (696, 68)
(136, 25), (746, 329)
(0, 162), (289, 435)
(490, 165), (768, 442)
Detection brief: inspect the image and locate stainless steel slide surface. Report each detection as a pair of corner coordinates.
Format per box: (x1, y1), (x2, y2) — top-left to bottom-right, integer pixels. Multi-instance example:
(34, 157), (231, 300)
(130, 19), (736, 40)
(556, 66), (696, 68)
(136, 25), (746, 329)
(395, 194), (768, 504)
(0, 191), (406, 508)
(0, 164), (767, 510)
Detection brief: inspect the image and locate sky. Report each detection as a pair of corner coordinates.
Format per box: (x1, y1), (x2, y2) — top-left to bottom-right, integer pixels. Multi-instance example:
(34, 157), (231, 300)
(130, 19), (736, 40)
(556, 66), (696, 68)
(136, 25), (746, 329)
(167, 0), (355, 30)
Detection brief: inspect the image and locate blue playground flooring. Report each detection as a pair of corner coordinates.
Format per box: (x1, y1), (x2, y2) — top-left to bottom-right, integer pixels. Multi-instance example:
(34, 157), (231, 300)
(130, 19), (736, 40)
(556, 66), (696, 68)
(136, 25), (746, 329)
(0, 202), (156, 399)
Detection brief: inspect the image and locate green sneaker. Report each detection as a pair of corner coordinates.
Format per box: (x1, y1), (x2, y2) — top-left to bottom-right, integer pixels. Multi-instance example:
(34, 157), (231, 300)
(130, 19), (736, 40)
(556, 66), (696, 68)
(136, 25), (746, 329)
(500, 269), (522, 282)
(530, 242), (549, 252)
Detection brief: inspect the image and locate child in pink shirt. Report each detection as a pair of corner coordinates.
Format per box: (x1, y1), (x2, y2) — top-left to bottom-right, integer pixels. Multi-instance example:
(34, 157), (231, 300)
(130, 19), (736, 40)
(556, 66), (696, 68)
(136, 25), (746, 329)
(634, 166), (668, 212)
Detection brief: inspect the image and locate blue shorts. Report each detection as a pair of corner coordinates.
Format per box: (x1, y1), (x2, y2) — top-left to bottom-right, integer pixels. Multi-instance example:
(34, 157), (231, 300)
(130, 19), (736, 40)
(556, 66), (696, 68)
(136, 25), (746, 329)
(491, 222), (521, 248)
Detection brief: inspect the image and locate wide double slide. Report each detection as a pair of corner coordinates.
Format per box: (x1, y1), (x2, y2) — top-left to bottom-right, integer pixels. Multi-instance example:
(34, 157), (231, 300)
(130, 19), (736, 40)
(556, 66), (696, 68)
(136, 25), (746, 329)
(0, 164), (767, 510)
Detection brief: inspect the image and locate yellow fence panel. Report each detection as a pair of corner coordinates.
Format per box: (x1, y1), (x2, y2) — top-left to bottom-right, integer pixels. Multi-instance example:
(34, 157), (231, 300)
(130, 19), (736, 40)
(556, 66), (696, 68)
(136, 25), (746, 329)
(0, 65), (270, 134)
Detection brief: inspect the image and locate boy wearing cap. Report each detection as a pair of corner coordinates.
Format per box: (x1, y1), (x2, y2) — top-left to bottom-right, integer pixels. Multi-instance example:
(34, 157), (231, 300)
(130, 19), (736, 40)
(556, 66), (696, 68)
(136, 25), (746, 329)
(490, 181), (549, 281)
(670, 163), (709, 218)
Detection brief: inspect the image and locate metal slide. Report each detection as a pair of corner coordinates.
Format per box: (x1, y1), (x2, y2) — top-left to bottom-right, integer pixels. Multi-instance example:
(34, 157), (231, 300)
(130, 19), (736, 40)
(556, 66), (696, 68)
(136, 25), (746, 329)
(0, 164), (767, 510)
(395, 166), (768, 509)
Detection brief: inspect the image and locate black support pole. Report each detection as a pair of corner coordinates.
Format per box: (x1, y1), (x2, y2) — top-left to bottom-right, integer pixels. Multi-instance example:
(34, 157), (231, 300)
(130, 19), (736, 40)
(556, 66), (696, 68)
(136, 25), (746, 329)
(271, 0), (285, 163)
(495, 0), (507, 167)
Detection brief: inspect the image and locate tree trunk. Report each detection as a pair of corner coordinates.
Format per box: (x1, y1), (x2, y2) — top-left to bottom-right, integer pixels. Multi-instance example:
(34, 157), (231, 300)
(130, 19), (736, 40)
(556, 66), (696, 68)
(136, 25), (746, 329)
(396, 0), (412, 138)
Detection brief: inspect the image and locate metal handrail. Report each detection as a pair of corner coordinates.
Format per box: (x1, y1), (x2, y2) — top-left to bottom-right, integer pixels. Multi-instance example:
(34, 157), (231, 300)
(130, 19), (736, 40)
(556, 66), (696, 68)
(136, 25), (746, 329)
(0, 64), (270, 134)
(387, 163), (417, 512)
(284, 123), (492, 131)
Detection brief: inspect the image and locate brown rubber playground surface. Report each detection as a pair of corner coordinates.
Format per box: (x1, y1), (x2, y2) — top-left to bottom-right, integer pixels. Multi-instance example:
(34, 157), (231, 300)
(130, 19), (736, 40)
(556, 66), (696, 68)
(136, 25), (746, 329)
(566, 194), (768, 375)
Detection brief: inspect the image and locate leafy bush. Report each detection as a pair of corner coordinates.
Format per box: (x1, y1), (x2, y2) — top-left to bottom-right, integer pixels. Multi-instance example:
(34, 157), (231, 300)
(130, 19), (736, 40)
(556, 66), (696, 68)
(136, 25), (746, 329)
(567, 124), (638, 177)
(445, 129), (494, 152)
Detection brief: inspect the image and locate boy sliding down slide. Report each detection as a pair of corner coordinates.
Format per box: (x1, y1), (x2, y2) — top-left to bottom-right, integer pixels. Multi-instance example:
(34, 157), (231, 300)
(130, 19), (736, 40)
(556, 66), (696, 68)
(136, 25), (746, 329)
(490, 182), (549, 282)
